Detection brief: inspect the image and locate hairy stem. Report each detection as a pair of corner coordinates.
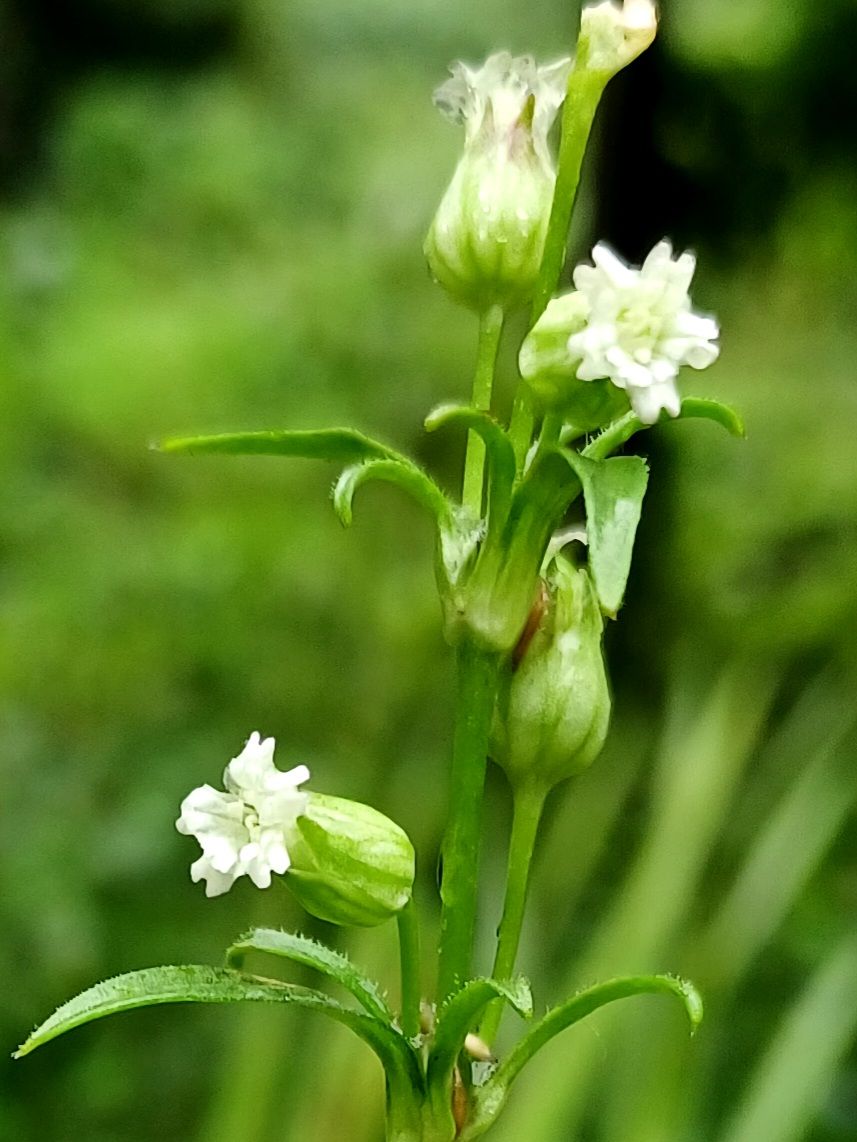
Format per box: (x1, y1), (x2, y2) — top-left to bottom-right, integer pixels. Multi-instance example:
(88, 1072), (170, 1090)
(436, 640), (501, 1002)
(479, 783), (547, 1045)
(463, 305), (505, 516)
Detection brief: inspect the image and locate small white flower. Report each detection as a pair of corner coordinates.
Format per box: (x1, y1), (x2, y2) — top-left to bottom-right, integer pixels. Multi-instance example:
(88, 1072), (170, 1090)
(176, 732), (309, 897)
(567, 240), (720, 424)
(579, 0), (658, 75)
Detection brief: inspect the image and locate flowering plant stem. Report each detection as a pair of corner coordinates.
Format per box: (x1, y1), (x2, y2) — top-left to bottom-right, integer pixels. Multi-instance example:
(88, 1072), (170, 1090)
(463, 304), (505, 514)
(397, 898), (422, 1039)
(479, 782), (547, 1045)
(14, 11), (728, 1139)
(436, 639), (501, 1002)
(436, 304), (505, 1002)
(509, 68), (606, 468)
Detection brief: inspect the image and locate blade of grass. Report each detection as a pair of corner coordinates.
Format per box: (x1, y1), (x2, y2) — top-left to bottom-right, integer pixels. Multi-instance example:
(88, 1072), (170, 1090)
(718, 933), (857, 1142)
(596, 692), (857, 1142)
(491, 656), (776, 1142)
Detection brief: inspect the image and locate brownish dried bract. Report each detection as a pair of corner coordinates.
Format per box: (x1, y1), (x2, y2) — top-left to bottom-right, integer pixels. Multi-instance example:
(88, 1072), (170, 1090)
(512, 578), (550, 669)
(452, 1068), (469, 1136)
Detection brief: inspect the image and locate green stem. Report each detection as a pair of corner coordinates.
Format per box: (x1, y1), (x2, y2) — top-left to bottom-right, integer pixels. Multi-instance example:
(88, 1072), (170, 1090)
(508, 71), (607, 476)
(532, 70), (607, 325)
(463, 305), (504, 516)
(385, 1090), (426, 1142)
(537, 411), (562, 455)
(479, 783), (547, 1046)
(582, 410), (641, 460)
(385, 1104), (456, 1142)
(508, 384), (535, 477)
(436, 640), (501, 1002)
(397, 898), (422, 1040)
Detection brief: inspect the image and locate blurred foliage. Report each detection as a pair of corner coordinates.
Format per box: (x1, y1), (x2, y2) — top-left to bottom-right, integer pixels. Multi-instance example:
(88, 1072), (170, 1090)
(1, 0), (855, 1140)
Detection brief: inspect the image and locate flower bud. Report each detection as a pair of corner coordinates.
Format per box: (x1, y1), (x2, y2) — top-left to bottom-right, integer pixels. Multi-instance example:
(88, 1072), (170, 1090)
(424, 53), (571, 311)
(491, 559), (610, 791)
(577, 1), (658, 78)
(284, 793), (415, 927)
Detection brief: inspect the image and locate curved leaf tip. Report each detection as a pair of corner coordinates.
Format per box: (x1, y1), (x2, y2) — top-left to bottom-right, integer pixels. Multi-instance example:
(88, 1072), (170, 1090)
(670, 974), (704, 1034)
(680, 397), (745, 438)
(495, 975), (534, 1020)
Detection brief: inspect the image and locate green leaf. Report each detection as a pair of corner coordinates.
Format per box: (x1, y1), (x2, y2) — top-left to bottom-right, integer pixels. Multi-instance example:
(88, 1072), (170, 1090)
(14, 965), (421, 1089)
(463, 975), (702, 1140)
(425, 404), (517, 527)
(564, 452), (648, 617)
(333, 458), (451, 529)
(226, 928), (392, 1023)
(451, 448), (581, 652)
(428, 977), (533, 1086)
(584, 397), (744, 461)
(680, 397), (745, 437)
(157, 427), (400, 464)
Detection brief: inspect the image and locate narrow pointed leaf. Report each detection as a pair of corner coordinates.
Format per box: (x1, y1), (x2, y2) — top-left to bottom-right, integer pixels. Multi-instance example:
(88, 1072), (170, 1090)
(584, 397), (744, 461)
(454, 449), (581, 652)
(428, 977), (532, 1085)
(14, 965), (421, 1088)
(564, 452), (648, 616)
(226, 928), (392, 1023)
(158, 427), (402, 464)
(464, 975), (702, 1139)
(333, 459), (451, 528)
(425, 404), (516, 526)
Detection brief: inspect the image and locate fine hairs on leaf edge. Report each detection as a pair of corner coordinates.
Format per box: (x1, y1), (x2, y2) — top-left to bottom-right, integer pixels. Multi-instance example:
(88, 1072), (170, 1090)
(226, 927), (394, 1023)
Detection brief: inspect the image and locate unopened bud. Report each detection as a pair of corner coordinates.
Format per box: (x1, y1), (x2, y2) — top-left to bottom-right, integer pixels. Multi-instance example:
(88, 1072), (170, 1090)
(577, 0), (658, 78)
(285, 794), (415, 927)
(425, 53), (571, 311)
(492, 559), (610, 791)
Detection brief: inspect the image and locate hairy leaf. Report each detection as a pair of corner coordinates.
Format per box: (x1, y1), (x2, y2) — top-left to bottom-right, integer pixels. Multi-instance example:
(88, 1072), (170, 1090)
(425, 404), (516, 527)
(463, 975), (702, 1139)
(584, 397), (744, 461)
(333, 458), (451, 528)
(226, 928), (392, 1022)
(428, 976), (533, 1086)
(14, 965), (420, 1089)
(158, 427), (401, 463)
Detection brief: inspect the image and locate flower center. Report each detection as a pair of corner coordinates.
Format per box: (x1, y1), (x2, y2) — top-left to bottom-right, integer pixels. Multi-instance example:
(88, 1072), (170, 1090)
(617, 302), (661, 359)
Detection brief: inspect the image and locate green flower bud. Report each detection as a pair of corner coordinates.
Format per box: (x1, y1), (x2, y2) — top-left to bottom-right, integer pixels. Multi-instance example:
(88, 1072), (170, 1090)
(284, 793), (415, 928)
(424, 53), (571, 312)
(577, 1), (658, 80)
(519, 291), (628, 429)
(492, 558), (611, 791)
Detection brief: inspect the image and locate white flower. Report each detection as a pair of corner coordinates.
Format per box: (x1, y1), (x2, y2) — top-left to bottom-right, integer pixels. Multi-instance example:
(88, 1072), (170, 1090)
(567, 240), (720, 424)
(578, 0), (658, 75)
(176, 732), (309, 897)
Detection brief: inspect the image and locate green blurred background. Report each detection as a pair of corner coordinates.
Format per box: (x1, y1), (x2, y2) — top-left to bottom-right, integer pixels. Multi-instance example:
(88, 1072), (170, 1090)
(2, 0), (856, 1139)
